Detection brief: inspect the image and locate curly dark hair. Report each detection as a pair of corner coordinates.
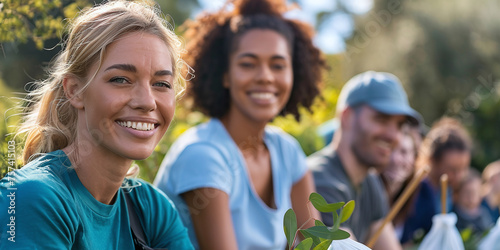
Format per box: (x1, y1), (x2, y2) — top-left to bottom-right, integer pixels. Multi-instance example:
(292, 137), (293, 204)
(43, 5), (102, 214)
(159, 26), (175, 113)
(182, 0), (327, 121)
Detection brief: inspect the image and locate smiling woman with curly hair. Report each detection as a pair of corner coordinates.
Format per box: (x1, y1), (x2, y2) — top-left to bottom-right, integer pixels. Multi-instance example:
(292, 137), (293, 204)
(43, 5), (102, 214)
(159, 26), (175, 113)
(154, 0), (327, 249)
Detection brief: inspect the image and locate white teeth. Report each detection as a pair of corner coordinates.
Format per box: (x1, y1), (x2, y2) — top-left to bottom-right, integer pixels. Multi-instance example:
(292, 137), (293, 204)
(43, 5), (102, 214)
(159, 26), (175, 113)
(117, 121), (155, 131)
(376, 141), (391, 150)
(250, 92), (274, 100)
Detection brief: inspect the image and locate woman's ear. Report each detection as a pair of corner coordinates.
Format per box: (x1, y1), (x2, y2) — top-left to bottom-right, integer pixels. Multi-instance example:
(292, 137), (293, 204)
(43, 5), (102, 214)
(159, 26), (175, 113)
(63, 76), (84, 109)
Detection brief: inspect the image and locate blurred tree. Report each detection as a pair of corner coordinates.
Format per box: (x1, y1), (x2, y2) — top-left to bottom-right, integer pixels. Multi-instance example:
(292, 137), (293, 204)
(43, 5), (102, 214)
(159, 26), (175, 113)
(0, 0), (199, 91)
(341, 0), (500, 168)
(0, 0), (93, 90)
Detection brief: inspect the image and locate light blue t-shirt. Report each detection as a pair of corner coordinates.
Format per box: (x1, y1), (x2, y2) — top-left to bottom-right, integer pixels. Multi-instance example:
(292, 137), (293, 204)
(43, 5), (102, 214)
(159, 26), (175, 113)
(154, 119), (308, 250)
(0, 150), (193, 249)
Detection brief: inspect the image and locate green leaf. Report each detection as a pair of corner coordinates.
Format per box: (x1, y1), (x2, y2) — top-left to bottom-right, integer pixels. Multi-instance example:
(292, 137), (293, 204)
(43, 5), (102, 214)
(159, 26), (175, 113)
(294, 238), (313, 250)
(340, 200), (355, 223)
(312, 239), (332, 250)
(300, 229), (321, 246)
(314, 219), (326, 227)
(309, 193), (344, 213)
(332, 210), (340, 230)
(302, 226), (335, 240)
(284, 209), (297, 248)
(331, 229), (351, 240)
(302, 226), (352, 241)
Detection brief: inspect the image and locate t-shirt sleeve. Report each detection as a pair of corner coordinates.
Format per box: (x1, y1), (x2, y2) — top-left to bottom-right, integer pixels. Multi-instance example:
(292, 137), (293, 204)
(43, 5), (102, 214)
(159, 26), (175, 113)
(370, 175), (389, 221)
(0, 173), (78, 249)
(167, 143), (232, 196)
(307, 156), (350, 228)
(133, 181), (194, 249)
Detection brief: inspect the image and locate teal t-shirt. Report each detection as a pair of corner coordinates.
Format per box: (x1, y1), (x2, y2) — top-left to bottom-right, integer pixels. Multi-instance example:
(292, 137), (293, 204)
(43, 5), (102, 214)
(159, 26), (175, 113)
(0, 150), (193, 249)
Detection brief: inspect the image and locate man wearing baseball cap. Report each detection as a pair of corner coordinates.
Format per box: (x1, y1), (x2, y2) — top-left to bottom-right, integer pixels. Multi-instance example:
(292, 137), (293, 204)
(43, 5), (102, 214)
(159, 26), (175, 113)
(308, 71), (421, 250)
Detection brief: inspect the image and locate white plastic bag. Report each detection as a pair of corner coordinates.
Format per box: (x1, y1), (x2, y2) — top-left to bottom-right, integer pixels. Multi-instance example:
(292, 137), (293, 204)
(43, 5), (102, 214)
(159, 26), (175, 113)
(418, 213), (464, 250)
(328, 238), (371, 250)
(478, 217), (500, 250)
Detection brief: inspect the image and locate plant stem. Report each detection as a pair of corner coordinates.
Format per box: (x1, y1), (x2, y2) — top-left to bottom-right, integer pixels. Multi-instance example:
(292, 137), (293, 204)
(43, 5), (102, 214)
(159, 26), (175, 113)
(289, 201), (315, 250)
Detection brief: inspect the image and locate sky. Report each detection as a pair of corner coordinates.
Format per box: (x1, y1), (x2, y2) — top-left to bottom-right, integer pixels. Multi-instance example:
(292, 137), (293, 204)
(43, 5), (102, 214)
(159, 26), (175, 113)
(195, 0), (374, 54)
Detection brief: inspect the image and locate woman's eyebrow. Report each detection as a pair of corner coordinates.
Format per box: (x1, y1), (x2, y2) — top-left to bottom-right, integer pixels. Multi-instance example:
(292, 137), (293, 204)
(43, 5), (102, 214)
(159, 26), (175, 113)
(155, 70), (173, 76)
(236, 53), (288, 60)
(104, 64), (172, 76)
(105, 64), (136, 72)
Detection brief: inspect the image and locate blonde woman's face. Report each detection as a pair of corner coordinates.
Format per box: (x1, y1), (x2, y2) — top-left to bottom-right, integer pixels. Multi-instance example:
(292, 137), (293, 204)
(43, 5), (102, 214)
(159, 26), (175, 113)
(77, 32), (175, 160)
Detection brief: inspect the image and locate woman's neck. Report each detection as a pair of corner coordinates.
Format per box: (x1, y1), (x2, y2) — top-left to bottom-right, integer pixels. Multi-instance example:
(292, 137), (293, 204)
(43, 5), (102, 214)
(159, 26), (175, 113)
(63, 143), (132, 205)
(219, 113), (267, 150)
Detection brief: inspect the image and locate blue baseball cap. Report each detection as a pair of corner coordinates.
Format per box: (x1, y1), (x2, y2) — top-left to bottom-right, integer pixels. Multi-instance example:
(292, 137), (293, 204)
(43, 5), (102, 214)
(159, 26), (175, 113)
(337, 71), (422, 125)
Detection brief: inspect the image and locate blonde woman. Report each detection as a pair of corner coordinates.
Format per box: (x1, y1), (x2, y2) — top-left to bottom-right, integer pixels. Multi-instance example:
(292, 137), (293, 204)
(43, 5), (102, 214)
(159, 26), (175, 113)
(0, 1), (193, 249)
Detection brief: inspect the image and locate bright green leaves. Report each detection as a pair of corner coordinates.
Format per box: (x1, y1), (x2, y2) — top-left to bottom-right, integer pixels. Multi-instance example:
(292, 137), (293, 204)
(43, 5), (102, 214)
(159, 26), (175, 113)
(0, 0), (91, 48)
(284, 209), (298, 248)
(301, 226), (350, 241)
(312, 240), (333, 250)
(300, 227), (322, 246)
(309, 192), (344, 212)
(295, 238), (313, 250)
(283, 192), (355, 250)
(340, 200), (355, 223)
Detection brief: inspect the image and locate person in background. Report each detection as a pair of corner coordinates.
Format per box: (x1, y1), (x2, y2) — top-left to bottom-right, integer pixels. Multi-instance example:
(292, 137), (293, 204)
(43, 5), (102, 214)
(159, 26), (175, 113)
(308, 71), (421, 250)
(453, 168), (493, 235)
(154, 0), (327, 249)
(402, 117), (472, 244)
(0, 1), (193, 249)
(380, 124), (421, 241)
(481, 160), (500, 223)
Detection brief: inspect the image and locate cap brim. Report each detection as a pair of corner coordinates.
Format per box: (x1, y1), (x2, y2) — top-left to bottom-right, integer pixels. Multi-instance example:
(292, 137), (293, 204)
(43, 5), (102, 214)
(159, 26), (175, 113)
(369, 101), (422, 126)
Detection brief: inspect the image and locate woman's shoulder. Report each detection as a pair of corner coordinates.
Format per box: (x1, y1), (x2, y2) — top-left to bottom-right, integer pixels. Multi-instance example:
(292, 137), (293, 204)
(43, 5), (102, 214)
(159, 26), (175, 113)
(124, 179), (179, 218)
(168, 119), (237, 160)
(265, 125), (303, 151)
(2, 151), (71, 195)
(0, 152), (79, 230)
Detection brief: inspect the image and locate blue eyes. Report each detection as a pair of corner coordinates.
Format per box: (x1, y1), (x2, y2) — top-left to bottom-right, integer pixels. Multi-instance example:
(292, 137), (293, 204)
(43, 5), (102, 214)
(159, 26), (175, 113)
(153, 82), (172, 89)
(109, 77), (172, 89)
(110, 76), (129, 84)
